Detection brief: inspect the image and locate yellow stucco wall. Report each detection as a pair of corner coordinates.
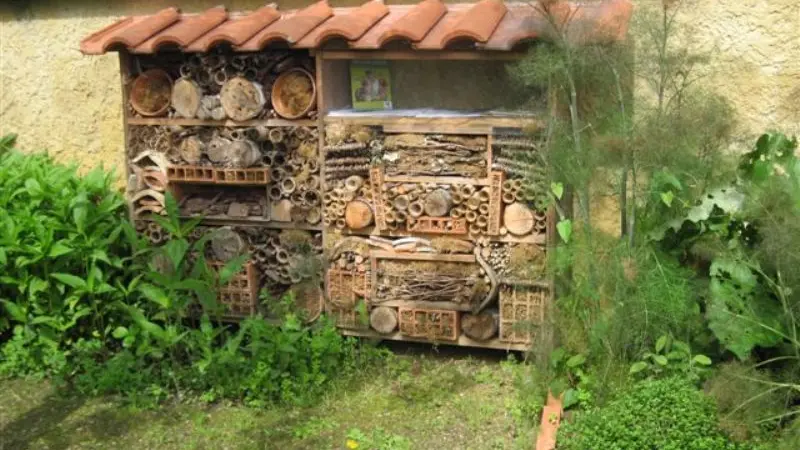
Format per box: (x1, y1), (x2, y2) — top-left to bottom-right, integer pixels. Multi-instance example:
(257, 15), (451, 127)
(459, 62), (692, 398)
(0, 0), (798, 180)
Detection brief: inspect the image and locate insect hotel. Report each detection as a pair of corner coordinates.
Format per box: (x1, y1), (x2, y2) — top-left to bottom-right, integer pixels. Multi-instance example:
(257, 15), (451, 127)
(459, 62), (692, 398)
(80, 0), (632, 350)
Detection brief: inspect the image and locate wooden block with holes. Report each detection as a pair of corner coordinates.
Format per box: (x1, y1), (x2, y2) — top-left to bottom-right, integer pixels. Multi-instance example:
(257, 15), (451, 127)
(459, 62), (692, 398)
(407, 216), (468, 234)
(398, 308), (460, 341)
(499, 284), (547, 345)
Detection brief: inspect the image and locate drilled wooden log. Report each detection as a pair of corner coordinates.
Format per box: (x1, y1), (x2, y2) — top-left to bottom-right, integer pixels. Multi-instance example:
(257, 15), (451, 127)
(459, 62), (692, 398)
(344, 200), (374, 230)
(461, 310), (499, 341)
(370, 306), (398, 334)
(504, 202), (535, 236)
(220, 76), (266, 121)
(423, 188), (453, 217)
(171, 77), (202, 118)
(210, 227), (246, 262)
(179, 135), (204, 164)
(206, 136), (232, 164)
(228, 140), (261, 168)
(271, 199), (293, 222)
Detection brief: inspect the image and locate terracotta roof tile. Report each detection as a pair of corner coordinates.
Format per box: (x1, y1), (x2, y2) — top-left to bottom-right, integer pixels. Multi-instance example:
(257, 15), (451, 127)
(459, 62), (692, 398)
(296, 0), (390, 47)
(439, 0), (508, 46)
(79, 1), (634, 55)
(376, 0), (447, 46)
(133, 6), (228, 54)
(80, 7), (180, 54)
(184, 5), (281, 52)
(238, 0), (334, 50)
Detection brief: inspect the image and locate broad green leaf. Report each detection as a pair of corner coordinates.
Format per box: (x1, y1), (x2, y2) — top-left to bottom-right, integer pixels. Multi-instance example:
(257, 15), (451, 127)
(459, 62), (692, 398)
(118, 303), (166, 341)
(163, 239), (189, 271)
(655, 335), (668, 353)
(91, 249), (111, 265)
(692, 354), (712, 366)
(138, 283), (172, 309)
(51, 273), (87, 290)
(562, 388), (579, 409)
(219, 253), (249, 285)
(0, 248), (6, 266)
(660, 191), (674, 207)
(73, 204), (88, 233)
(629, 361), (648, 374)
(24, 178), (42, 196)
(550, 182), (564, 200)
(1, 299), (27, 322)
(112, 326), (129, 339)
(48, 241), (73, 258)
(566, 354), (586, 368)
(652, 355), (668, 366)
(556, 219), (572, 243)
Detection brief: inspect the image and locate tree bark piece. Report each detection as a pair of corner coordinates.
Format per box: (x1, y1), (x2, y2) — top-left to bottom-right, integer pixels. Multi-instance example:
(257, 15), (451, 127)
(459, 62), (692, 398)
(171, 77), (202, 118)
(370, 306), (398, 334)
(503, 202), (535, 236)
(179, 135), (204, 164)
(344, 200), (374, 230)
(461, 310), (499, 341)
(210, 227), (246, 262)
(424, 188), (453, 217)
(220, 76), (266, 121)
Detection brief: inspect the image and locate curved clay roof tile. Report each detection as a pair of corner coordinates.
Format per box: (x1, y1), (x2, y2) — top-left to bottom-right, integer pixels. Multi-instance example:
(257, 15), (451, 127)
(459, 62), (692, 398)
(239, 0), (334, 49)
(306, 0), (390, 46)
(377, 0), (446, 46)
(185, 5), (281, 52)
(439, 0), (507, 47)
(93, 7), (181, 53)
(134, 6), (228, 53)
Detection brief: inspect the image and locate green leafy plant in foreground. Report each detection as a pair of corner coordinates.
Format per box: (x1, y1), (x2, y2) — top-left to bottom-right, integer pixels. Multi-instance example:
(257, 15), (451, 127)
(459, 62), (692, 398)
(548, 348), (593, 410)
(629, 334), (712, 382)
(0, 144), (131, 376)
(558, 377), (744, 450)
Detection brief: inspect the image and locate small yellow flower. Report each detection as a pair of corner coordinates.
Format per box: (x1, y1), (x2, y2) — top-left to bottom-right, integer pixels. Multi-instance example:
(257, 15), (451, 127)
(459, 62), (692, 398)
(346, 439), (359, 449)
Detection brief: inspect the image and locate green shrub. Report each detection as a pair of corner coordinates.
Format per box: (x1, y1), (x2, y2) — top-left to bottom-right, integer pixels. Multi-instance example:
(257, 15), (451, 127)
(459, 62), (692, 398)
(0, 144), (131, 376)
(558, 377), (744, 450)
(0, 138), (386, 407)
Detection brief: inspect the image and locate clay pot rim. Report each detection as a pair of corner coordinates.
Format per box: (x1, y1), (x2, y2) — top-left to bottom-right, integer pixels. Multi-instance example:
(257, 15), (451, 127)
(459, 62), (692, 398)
(270, 68), (317, 120)
(130, 69), (172, 117)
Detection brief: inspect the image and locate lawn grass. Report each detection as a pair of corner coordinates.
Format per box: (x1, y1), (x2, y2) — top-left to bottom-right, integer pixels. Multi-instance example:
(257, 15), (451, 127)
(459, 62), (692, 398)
(0, 345), (543, 450)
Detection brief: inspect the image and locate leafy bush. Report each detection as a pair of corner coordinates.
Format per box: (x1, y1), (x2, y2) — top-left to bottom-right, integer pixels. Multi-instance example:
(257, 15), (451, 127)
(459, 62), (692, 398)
(558, 377), (744, 450)
(0, 140), (130, 376)
(0, 137), (385, 407)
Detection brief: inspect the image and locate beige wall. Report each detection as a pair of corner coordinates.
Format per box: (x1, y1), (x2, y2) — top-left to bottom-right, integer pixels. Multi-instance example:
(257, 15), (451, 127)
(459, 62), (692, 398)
(1, 0), (798, 180)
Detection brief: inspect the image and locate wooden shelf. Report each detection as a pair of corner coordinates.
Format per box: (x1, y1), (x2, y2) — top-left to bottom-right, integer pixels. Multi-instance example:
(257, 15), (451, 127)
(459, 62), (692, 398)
(372, 300), (473, 312)
(370, 250), (475, 263)
(128, 117), (317, 127)
(330, 226), (547, 245)
(177, 216), (323, 231)
(323, 112), (542, 134)
(382, 175), (490, 186)
(339, 328), (530, 352)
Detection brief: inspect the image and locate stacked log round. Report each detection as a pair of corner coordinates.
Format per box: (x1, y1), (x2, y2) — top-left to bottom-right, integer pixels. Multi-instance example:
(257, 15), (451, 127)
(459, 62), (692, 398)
(166, 51), (316, 120)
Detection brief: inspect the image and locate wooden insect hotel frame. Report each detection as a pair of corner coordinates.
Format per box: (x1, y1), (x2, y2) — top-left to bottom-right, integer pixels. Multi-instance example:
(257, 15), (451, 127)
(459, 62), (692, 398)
(81, 0), (632, 351)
